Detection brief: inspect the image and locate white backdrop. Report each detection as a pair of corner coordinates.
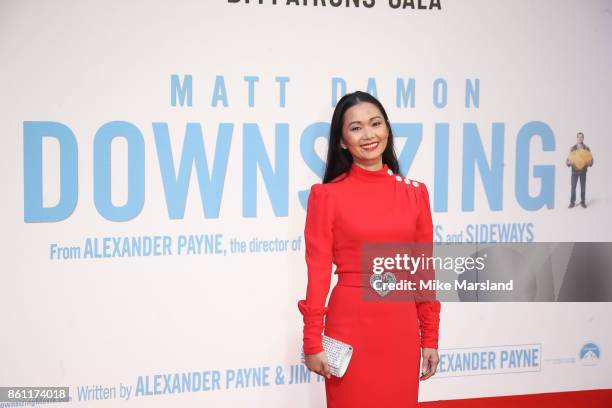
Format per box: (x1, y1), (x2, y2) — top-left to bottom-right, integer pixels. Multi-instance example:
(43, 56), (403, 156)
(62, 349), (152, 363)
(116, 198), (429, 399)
(1, 0), (612, 406)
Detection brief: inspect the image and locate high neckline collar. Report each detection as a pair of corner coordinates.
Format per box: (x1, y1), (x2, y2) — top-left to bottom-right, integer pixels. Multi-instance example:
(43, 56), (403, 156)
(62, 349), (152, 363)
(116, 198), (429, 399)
(349, 162), (392, 182)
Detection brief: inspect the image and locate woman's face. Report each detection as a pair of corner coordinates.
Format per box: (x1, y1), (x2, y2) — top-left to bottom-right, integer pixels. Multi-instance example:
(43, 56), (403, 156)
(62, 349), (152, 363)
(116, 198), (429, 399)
(340, 102), (389, 167)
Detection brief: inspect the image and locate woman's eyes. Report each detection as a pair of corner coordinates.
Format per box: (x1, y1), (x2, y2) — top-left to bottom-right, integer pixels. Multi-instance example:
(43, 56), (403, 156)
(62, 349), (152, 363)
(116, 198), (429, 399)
(350, 122), (382, 132)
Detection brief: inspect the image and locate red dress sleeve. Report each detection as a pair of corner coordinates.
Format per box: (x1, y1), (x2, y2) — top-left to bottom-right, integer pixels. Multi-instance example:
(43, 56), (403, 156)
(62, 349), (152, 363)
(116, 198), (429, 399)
(414, 182), (442, 349)
(297, 183), (335, 354)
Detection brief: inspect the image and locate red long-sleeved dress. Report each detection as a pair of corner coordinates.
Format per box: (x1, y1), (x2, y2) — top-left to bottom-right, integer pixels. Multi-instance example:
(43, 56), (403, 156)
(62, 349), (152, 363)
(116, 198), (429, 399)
(298, 162), (441, 408)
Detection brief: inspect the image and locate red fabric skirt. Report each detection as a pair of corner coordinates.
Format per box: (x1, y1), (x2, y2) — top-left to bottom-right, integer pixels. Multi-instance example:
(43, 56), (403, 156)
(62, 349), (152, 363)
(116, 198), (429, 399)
(323, 275), (421, 408)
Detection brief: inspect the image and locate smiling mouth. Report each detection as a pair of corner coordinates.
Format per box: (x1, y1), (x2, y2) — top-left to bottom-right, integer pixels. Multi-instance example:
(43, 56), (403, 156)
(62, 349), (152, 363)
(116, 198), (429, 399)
(360, 141), (379, 151)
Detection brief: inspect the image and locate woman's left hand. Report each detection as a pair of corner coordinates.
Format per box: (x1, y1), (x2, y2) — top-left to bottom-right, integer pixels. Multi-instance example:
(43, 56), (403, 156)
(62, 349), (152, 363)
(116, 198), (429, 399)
(419, 348), (439, 381)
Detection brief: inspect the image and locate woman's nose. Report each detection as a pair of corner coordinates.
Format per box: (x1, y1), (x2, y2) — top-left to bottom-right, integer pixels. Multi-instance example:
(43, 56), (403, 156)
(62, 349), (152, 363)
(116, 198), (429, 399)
(365, 125), (376, 139)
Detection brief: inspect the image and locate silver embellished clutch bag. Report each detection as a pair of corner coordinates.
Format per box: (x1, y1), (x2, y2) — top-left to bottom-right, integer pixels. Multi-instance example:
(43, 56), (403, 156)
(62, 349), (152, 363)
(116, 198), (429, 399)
(301, 334), (353, 377)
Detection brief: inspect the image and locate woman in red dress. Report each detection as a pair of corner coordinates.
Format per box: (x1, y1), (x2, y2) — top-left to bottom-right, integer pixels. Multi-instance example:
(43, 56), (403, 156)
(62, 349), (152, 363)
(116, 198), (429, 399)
(298, 91), (441, 407)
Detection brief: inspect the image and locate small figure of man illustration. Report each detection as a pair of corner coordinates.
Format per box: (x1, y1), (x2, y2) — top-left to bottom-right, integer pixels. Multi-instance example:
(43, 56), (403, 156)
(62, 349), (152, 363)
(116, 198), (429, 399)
(566, 132), (593, 208)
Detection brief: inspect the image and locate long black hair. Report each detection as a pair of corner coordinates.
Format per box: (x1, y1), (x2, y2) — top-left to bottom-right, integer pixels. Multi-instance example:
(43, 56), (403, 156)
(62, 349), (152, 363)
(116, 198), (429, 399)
(323, 91), (400, 183)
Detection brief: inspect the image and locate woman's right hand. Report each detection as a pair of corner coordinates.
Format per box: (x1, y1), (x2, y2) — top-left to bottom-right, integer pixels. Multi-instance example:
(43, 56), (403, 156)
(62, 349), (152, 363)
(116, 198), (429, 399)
(304, 351), (331, 379)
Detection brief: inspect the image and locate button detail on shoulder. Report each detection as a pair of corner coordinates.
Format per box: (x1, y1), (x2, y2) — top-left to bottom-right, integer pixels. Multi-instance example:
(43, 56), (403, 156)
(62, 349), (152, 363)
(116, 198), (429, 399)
(404, 178), (411, 185)
(395, 175), (402, 182)
(412, 180), (420, 187)
(387, 169), (394, 176)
